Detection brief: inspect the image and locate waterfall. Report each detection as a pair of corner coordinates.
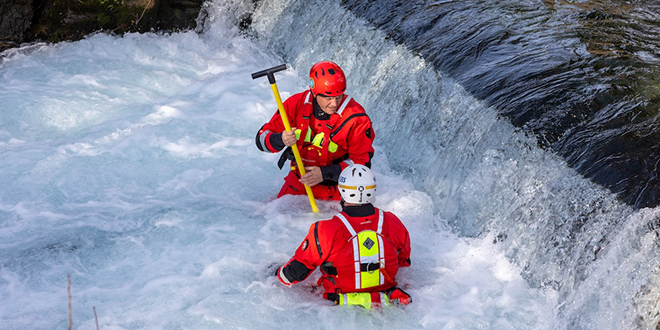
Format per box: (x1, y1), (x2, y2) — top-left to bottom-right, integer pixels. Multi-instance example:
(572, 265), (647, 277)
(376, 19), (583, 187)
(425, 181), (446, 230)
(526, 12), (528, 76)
(217, 0), (660, 328)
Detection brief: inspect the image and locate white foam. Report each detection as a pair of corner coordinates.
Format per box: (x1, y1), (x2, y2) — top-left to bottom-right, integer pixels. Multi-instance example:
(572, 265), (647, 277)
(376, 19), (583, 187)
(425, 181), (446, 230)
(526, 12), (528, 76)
(0, 1), (556, 329)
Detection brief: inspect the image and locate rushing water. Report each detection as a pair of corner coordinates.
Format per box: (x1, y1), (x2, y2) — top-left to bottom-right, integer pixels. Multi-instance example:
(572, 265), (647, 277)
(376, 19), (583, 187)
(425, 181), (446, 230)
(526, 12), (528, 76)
(337, 0), (660, 210)
(0, 0), (658, 329)
(240, 0), (660, 329)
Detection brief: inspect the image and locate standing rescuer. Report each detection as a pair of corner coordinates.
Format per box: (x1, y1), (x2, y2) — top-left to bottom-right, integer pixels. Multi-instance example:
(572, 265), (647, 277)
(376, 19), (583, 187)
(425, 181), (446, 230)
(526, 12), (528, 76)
(255, 61), (375, 200)
(274, 164), (412, 308)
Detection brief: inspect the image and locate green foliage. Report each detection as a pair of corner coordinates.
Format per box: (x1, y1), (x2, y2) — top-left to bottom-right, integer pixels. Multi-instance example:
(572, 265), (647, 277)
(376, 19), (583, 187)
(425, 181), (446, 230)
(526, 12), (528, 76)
(97, 12), (112, 27)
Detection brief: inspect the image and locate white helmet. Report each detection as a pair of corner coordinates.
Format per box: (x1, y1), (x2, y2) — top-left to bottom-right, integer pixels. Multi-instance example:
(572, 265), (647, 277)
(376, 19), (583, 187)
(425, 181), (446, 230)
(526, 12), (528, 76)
(338, 164), (376, 204)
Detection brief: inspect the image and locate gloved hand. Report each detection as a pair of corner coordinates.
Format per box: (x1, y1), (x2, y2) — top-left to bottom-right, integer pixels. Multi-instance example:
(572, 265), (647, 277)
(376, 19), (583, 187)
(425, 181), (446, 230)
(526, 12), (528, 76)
(386, 287), (412, 306)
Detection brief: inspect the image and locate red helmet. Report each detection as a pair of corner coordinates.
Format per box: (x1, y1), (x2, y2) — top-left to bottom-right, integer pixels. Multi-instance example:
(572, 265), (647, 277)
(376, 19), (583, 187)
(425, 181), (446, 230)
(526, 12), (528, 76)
(309, 61), (346, 97)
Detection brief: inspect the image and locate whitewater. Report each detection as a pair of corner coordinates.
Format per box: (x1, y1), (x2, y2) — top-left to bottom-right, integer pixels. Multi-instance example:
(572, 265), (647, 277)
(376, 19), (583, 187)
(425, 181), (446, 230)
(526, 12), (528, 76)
(2, 0), (659, 329)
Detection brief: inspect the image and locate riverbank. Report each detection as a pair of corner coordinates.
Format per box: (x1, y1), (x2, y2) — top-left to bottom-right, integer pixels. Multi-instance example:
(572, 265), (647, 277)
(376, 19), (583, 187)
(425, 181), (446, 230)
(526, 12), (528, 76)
(0, 0), (204, 53)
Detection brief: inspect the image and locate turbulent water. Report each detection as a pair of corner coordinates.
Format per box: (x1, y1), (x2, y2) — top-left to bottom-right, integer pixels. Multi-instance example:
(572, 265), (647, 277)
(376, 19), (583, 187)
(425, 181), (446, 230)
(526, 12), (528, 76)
(338, 0), (660, 210)
(0, 0), (659, 329)
(238, 0), (660, 329)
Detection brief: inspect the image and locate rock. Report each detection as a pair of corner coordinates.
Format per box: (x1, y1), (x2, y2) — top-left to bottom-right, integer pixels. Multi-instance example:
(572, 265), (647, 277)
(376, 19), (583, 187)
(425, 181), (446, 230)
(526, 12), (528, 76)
(0, 0), (204, 53)
(0, 0), (34, 50)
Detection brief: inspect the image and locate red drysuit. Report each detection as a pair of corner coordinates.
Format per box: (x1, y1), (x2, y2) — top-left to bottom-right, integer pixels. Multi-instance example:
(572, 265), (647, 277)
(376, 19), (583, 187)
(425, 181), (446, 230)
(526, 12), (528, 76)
(276, 204), (411, 299)
(256, 91), (374, 200)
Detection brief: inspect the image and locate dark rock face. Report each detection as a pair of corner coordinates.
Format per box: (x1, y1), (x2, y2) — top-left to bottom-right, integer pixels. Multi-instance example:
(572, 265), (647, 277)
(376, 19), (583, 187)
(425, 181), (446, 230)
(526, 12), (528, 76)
(0, 0), (34, 50)
(0, 0), (204, 52)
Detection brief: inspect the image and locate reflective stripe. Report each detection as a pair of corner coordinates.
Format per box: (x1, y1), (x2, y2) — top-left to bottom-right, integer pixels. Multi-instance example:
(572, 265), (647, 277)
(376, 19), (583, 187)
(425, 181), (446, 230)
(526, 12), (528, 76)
(380, 292), (389, 307)
(336, 213), (357, 236)
(336, 213), (361, 287)
(336, 96), (352, 116)
(377, 209), (383, 234)
(376, 209), (385, 286)
(378, 210), (385, 284)
(336, 210), (386, 290)
(278, 267), (292, 285)
(259, 130), (271, 151)
(338, 292), (389, 309)
(338, 184), (376, 190)
(353, 234), (361, 288)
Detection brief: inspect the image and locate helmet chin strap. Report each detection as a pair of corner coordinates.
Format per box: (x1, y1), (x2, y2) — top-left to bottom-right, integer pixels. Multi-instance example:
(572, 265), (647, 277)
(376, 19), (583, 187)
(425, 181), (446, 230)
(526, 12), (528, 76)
(312, 96), (330, 120)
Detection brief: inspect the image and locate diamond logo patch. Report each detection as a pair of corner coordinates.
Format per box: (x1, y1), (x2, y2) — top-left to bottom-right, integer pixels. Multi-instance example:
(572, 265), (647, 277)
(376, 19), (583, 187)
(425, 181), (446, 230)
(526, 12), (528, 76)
(363, 237), (375, 250)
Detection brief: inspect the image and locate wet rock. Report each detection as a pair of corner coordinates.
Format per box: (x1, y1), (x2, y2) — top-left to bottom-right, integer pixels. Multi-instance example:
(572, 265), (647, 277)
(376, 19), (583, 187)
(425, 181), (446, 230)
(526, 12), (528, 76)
(0, 0), (204, 53)
(0, 0), (34, 50)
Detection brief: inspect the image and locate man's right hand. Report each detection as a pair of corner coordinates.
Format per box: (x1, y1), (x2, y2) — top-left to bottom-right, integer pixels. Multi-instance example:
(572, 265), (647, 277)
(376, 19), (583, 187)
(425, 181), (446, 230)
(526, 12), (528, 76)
(281, 130), (297, 147)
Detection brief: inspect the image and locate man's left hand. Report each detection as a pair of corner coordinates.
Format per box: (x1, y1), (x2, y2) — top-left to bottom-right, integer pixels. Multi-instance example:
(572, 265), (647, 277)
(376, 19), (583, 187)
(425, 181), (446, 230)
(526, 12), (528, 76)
(300, 166), (323, 186)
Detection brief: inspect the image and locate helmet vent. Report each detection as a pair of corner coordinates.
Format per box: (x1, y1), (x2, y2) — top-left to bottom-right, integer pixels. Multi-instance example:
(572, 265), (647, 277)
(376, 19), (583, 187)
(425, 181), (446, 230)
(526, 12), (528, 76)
(338, 164), (375, 205)
(309, 61), (346, 97)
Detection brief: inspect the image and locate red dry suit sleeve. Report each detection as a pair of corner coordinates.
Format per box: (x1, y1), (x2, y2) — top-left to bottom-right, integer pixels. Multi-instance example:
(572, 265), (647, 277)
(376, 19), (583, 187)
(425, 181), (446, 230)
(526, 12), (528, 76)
(384, 211), (412, 268)
(255, 94), (301, 153)
(344, 116), (375, 169)
(277, 221), (325, 286)
(331, 100), (375, 172)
